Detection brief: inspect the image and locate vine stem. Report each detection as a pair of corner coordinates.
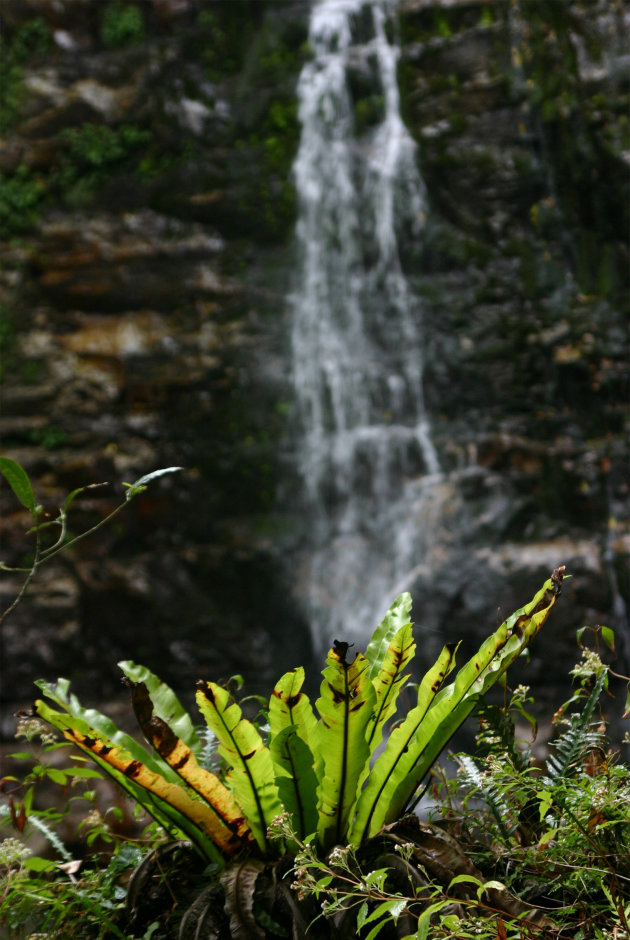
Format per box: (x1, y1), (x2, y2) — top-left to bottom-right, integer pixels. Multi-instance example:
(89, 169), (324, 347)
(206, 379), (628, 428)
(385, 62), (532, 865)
(39, 499), (128, 563)
(0, 498), (128, 629)
(0, 527), (41, 627)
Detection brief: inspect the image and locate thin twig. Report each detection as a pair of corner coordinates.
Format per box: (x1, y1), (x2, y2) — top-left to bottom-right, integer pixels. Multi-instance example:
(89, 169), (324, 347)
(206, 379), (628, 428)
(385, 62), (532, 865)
(0, 528), (41, 627)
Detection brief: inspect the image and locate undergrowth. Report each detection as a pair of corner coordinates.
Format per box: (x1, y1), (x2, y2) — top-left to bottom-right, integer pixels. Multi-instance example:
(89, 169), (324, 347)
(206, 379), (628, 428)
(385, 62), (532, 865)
(1, 458), (627, 938)
(1, 628), (628, 939)
(427, 631), (630, 938)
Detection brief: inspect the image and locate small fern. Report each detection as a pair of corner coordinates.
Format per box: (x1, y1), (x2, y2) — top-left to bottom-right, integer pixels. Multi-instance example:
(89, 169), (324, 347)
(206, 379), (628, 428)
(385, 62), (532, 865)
(28, 814), (73, 863)
(545, 668), (608, 783)
(457, 754), (515, 846)
(476, 698), (533, 773)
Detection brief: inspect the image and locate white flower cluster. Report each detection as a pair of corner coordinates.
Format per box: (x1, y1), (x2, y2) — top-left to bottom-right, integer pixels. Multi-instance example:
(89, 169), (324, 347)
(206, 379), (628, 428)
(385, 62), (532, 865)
(0, 837), (30, 866)
(571, 647), (605, 678)
(290, 864), (316, 901)
(266, 811), (294, 842)
(15, 716), (57, 746)
(82, 809), (104, 830)
(394, 841), (415, 861)
(327, 845), (349, 867)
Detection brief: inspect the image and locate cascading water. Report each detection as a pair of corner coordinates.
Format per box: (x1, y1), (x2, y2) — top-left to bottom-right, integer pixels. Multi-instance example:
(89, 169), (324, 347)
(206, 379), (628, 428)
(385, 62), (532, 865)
(290, 0), (442, 654)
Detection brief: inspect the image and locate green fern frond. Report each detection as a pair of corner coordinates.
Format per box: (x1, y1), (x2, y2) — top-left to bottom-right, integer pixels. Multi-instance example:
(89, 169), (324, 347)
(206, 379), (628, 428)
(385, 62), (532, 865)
(475, 703), (531, 773)
(545, 669), (608, 782)
(457, 755), (515, 845)
(28, 815), (73, 863)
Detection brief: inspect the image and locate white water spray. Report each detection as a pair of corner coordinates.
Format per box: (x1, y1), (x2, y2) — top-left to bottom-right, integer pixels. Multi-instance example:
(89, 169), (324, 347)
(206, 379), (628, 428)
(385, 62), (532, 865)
(291, 0), (441, 653)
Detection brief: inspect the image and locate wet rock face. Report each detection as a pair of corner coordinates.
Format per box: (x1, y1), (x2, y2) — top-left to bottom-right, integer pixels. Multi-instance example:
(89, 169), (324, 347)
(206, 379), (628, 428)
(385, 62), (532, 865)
(0, 0), (311, 720)
(394, 0), (629, 706)
(0, 0), (628, 731)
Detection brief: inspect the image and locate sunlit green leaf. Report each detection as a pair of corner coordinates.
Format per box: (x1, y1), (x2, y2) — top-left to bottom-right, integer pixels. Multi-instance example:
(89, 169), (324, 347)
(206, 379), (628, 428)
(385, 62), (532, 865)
(196, 681), (282, 853)
(315, 642), (376, 850)
(23, 856), (57, 872)
(352, 574), (563, 841)
(34, 681), (222, 863)
(365, 623), (415, 758)
(66, 766), (103, 779)
(416, 900), (452, 940)
(362, 898), (408, 940)
(447, 873), (482, 891)
(477, 879), (506, 899)
(268, 667), (319, 756)
(269, 725), (318, 841)
(365, 593), (412, 679)
(124, 678), (253, 855)
(349, 643), (457, 845)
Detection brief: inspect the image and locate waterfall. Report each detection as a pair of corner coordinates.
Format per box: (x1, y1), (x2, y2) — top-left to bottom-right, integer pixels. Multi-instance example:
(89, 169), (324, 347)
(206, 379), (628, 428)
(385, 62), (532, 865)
(290, 0), (441, 654)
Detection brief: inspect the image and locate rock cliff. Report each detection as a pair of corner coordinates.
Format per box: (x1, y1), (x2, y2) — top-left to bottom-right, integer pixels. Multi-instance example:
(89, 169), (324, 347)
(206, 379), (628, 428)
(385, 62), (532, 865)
(0, 0), (628, 729)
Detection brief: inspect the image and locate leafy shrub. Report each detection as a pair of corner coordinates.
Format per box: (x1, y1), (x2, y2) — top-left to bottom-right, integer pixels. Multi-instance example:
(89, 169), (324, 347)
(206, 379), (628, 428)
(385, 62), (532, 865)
(428, 632), (630, 938)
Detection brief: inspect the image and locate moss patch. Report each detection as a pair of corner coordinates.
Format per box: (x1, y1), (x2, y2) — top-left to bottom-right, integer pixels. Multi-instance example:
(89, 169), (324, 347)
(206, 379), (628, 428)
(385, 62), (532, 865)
(0, 17), (52, 133)
(101, 1), (146, 50)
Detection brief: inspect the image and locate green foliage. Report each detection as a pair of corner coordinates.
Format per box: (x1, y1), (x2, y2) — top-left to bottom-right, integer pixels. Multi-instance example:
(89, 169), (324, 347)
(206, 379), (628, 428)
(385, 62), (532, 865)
(197, 8), (245, 78)
(33, 572), (563, 881)
(0, 457), (37, 512)
(27, 425), (69, 451)
(315, 644), (377, 850)
(0, 459), (182, 626)
(435, 14), (453, 39)
(272, 631), (629, 939)
(354, 94), (385, 136)
(34, 681), (227, 865)
(54, 122), (152, 200)
(62, 123), (151, 169)
(234, 96), (300, 239)
(270, 812), (549, 939)
(0, 59), (27, 135)
(0, 20), (51, 232)
(0, 166), (47, 239)
(0, 118), (151, 233)
(267, 666), (319, 842)
(0, 18), (51, 134)
(429, 632), (630, 939)
(9, 17), (52, 62)
(6, 631), (629, 938)
(101, 2), (146, 50)
(0, 838), (145, 938)
(6, 456), (627, 936)
(197, 680), (283, 853)
(0, 717), (150, 938)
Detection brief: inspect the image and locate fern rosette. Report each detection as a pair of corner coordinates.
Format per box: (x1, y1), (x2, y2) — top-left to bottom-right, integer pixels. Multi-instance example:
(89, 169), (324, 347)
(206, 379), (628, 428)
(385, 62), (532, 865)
(32, 569), (565, 936)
